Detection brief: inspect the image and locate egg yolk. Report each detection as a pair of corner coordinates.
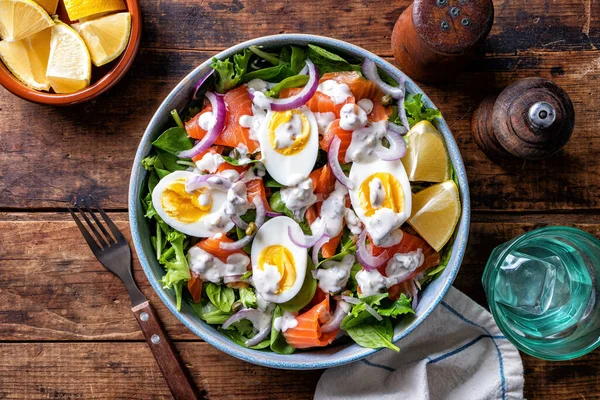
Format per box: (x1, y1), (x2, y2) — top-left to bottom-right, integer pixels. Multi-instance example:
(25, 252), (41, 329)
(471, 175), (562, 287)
(160, 179), (213, 223)
(258, 245), (297, 294)
(268, 110), (311, 156)
(358, 172), (404, 217)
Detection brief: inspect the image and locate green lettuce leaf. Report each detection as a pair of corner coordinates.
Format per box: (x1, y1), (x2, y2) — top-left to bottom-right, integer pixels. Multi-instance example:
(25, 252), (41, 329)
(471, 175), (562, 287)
(160, 231), (191, 310)
(218, 327), (270, 350)
(270, 306), (295, 354)
(211, 49), (252, 93)
(205, 283), (235, 313)
(188, 297), (232, 325)
(239, 287), (258, 309)
(376, 294), (415, 317)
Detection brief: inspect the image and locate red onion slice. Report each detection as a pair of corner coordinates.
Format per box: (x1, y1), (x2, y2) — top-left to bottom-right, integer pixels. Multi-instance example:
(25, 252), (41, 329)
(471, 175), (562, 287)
(192, 70), (214, 100)
(178, 91), (226, 158)
(340, 295), (361, 305)
(328, 136), (354, 189)
(321, 300), (351, 333)
(375, 130), (407, 161)
(361, 58), (405, 100)
(356, 230), (388, 270)
(219, 234), (254, 251)
(185, 174), (233, 192)
(398, 95), (410, 131)
(248, 59), (318, 111)
(363, 301), (383, 321)
(222, 308), (272, 347)
(410, 278), (419, 309)
(266, 211), (284, 218)
(287, 223), (327, 249)
(388, 121), (408, 136)
(253, 197), (266, 229)
(230, 214), (249, 230)
(312, 234), (331, 266)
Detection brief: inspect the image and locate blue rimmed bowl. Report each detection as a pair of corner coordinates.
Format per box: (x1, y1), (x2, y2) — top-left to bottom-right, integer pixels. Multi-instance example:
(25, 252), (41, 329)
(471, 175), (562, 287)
(129, 34), (470, 370)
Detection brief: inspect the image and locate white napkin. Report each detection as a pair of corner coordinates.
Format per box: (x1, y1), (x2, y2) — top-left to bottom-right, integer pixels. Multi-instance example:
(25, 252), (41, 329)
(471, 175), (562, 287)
(316, 287), (524, 400)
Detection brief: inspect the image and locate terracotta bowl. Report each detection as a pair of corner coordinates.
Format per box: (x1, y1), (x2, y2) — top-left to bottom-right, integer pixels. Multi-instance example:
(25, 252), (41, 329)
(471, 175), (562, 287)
(0, 0), (141, 106)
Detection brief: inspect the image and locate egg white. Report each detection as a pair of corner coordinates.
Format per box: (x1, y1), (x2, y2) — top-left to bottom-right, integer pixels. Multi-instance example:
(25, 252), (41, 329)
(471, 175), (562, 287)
(250, 216), (308, 303)
(151, 171), (234, 237)
(257, 106), (319, 186)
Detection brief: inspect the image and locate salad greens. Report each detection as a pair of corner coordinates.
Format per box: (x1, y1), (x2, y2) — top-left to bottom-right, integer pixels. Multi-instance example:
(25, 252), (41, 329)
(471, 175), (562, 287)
(141, 43), (453, 354)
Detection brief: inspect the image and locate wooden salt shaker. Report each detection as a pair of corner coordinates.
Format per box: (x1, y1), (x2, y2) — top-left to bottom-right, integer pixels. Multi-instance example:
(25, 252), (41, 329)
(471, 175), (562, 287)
(392, 0), (494, 83)
(471, 77), (575, 160)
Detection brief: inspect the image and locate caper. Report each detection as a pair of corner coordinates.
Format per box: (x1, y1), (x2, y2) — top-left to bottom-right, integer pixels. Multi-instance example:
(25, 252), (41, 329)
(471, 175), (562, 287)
(245, 222), (257, 236)
(381, 94), (393, 106)
(232, 301), (243, 313)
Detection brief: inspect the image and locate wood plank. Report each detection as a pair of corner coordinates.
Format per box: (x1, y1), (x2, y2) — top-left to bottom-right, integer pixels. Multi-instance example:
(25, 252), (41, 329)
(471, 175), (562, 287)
(2, 50), (600, 211)
(2, 212), (600, 341)
(0, 342), (321, 399)
(133, 0), (600, 55)
(0, 341), (597, 399)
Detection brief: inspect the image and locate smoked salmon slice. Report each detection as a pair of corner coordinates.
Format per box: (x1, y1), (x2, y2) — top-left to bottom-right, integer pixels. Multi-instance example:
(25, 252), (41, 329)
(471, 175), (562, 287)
(196, 235), (245, 262)
(280, 87), (355, 118)
(320, 119), (352, 163)
(283, 295), (337, 349)
(245, 179), (272, 212)
(187, 273), (203, 303)
(186, 85), (260, 152)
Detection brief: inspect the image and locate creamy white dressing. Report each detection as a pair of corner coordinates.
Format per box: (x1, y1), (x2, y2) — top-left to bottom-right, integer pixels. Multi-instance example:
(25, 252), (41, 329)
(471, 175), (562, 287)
(369, 178), (385, 209)
(251, 91), (272, 110)
(273, 311), (298, 332)
(198, 111), (216, 131)
(385, 249), (424, 283)
(365, 208), (405, 247)
(310, 182), (347, 238)
(255, 292), (270, 311)
(194, 152), (225, 173)
(274, 113), (302, 149)
(253, 263), (282, 295)
(356, 268), (390, 296)
(239, 103), (268, 142)
(357, 98), (374, 114)
(233, 143), (255, 165)
(243, 163), (266, 182)
(344, 207), (363, 235)
(225, 181), (249, 217)
(344, 121), (388, 163)
(187, 247), (249, 283)
(314, 254), (355, 293)
(280, 177), (317, 216)
(246, 78), (268, 92)
(198, 193), (211, 207)
(318, 80), (352, 104)
(339, 103), (368, 131)
(315, 112), (336, 134)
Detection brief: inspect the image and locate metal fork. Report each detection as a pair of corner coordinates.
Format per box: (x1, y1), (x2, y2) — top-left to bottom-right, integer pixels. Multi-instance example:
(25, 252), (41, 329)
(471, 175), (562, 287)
(69, 196), (201, 400)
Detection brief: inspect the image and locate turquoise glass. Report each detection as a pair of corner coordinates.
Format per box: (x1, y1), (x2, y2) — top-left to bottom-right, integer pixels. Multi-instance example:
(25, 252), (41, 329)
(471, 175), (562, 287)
(483, 226), (600, 360)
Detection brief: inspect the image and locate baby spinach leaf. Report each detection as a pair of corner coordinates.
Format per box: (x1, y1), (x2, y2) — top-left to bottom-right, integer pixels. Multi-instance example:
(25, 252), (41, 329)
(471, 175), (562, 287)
(242, 64), (296, 83)
(345, 317), (399, 351)
(205, 282), (235, 313)
(265, 74), (309, 98)
(156, 148), (189, 172)
(376, 294), (415, 318)
(270, 306), (295, 354)
(307, 44), (353, 74)
(347, 263), (363, 292)
(280, 257), (317, 312)
(152, 127), (193, 155)
(290, 45), (307, 73)
(218, 327), (270, 349)
(341, 307), (375, 330)
(264, 176), (284, 188)
(249, 45), (280, 66)
(188, 297), (232, 325)
(240, 287), (258, 308)
(268, 191), (286, 213)
(147, 170), (160, 194)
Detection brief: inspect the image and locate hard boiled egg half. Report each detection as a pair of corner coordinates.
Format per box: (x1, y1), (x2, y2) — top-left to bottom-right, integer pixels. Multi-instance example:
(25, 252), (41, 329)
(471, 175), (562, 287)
(257, 106), (319, 186)
(348, 159), (412, 247)
(251, 216), (307, 303)
(151, 171), (234, 237)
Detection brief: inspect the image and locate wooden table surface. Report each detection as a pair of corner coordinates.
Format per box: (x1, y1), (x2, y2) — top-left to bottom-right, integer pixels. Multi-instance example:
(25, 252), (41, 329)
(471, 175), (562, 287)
(1, 0), (600, 398)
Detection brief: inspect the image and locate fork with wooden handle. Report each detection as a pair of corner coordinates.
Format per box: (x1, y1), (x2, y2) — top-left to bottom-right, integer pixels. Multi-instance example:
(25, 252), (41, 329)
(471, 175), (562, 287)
(68, 196), (202, 400)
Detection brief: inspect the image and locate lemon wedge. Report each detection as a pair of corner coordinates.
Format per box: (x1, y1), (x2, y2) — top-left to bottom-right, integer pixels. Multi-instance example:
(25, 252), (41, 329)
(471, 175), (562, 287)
(63, 0), (126, 21)
(46, 21), (91, 94)
(77, 12), (131, 67)
(33, 0), (58, 14)
(408, 180), (461, 252)
(401, 120), (450, 183)
(0, 27), (51, 90)
(0, 0), (54, 42)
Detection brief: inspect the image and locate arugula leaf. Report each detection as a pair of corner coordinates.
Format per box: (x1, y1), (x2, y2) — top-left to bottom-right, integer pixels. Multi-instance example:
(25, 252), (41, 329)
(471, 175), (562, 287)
(265, 74), (309, 98)
(160, 231), (191, 310)
(219, 327), (270, 349)
(239, 287), (258, 308)
(270, 306), (295, 354)
(290, 45), (306, 73)
(188, 297), (232, 324)
(205, 282), (235, 313)
(242, 64), (296, 83)
(249, 45), (280, 66)
(211, 49), (252, 93)
(403, 93), (442, 127)
(358, 293), (389, 307)
(280, 257), (317, 312)
(376, 294), (415, 317)
(307, 44), (353, 74)
(345, 317), (399, 351)
(152, 127), (193, 155)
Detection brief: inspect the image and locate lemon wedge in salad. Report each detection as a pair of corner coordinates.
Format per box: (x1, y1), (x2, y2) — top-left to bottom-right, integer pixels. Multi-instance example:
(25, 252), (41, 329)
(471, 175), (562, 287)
(46, 21), (92, 94)
(63, 0), (126, 21)
(76, 12), (131, 67)
(33, 0), (58, 14)
(401, 120), (450, 183)
(408, 180), (461, 252)
(0, 0), (54, 42)
(0, 27), (51, 90)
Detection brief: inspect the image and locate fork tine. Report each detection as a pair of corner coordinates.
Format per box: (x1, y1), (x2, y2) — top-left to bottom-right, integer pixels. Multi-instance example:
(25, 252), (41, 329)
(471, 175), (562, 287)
(88, 195), (125, 242)
(68, 205), (101, 253)
(75, 201), (108, 248)
(83, 197), (116, 245)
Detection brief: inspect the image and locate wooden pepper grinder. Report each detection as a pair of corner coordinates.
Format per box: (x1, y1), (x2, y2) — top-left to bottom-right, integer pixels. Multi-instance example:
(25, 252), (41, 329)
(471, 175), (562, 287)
(392, 0), (494, 83)
(472, 77), (575, 160)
